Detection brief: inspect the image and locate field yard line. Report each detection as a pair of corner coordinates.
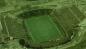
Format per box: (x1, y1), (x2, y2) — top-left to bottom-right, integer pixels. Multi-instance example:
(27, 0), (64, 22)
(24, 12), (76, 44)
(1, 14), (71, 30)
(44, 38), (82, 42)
(47, 15), (63, 38)
(24, 20), (36, 42)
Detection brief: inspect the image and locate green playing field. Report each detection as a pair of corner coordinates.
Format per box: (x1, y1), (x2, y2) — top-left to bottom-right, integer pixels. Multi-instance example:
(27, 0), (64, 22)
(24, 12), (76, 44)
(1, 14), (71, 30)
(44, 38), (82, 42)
(24, 15), (64, 44)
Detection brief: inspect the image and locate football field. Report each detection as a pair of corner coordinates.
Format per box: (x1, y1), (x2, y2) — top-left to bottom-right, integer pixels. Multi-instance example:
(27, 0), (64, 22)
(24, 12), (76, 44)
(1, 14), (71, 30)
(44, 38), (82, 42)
(24, 15), (65, 43)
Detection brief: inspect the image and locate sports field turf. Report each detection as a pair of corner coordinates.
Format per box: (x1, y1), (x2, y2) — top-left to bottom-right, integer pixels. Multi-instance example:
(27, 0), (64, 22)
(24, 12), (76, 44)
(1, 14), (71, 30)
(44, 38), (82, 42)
(24, 15), (63, 43)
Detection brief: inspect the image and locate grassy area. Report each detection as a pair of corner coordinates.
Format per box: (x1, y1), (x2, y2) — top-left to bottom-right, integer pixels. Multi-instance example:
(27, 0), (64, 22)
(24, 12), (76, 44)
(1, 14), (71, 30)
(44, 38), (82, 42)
(24, 15), (64, 44)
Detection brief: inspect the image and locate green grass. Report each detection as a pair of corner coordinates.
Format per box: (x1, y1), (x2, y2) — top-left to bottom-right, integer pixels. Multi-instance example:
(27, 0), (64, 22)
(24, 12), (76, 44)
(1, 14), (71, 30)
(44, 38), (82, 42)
(24, 15), (63, 43)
